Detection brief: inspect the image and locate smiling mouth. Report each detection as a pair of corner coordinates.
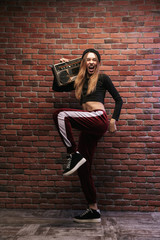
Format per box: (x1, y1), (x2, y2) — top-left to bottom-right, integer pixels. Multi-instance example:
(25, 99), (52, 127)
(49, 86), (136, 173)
(88, 65), (95, 73)
(89, 66), (94, 69)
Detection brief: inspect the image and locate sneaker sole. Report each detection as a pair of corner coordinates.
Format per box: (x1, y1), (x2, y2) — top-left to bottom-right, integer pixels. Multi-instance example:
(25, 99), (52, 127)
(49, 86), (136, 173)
(63, 158), (86, 176)
(73, 218), (101, 223)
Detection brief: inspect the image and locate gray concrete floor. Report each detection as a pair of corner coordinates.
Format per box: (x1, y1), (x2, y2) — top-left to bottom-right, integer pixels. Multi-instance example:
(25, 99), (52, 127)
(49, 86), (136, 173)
(0, 209), (160, 240)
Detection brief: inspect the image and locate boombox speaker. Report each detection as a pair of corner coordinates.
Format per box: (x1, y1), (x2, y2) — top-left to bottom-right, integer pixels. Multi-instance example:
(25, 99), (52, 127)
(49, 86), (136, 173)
(50, 58), (81, 86)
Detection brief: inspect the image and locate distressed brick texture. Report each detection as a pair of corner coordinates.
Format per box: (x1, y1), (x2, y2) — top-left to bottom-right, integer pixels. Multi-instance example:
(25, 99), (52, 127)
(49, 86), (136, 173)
(0, 0), (160, 211)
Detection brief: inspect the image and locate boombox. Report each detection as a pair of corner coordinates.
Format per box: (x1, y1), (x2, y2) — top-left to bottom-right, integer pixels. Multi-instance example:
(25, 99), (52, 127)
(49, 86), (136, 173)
(50, 58), (81, 86)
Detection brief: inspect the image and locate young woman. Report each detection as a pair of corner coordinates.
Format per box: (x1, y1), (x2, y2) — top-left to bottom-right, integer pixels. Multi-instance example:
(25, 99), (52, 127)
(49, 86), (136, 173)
(52, 49), (123, 223)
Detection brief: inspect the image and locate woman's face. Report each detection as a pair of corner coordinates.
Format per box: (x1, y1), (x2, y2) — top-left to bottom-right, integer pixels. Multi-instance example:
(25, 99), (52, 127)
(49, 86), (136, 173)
(86, 52), (98, 75)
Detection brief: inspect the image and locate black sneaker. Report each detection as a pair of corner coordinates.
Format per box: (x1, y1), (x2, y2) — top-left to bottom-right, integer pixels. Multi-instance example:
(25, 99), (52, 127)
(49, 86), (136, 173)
(63, 151), (86, 176)
(73, 208), (101, 223)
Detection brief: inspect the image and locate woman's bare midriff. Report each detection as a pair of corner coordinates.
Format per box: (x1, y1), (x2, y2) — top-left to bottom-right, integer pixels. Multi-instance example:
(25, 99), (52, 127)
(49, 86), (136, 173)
(82, 101), (105, 112)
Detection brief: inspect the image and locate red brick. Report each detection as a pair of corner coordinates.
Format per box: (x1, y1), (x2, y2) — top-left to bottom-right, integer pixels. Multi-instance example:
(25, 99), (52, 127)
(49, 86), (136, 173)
(0, 0), (160, 211)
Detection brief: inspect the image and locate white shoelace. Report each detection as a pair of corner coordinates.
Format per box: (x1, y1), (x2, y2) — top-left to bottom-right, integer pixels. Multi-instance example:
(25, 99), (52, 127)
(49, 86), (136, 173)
(80, 208), (100, 217)
(66, 154), (72, 169)
(80, 209), (91, 217)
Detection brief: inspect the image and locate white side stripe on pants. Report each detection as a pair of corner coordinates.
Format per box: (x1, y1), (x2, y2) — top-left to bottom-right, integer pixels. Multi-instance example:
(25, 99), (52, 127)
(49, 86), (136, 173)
(57, 110), (103, 147)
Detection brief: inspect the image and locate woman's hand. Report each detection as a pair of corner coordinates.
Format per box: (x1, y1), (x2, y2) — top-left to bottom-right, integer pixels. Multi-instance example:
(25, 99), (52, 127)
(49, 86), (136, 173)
(109, 118), (117, 133)
(60, 58), (69, 63)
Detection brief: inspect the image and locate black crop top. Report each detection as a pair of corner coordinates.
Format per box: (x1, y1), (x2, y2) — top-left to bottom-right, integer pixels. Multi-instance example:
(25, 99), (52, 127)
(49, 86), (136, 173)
(52, 73), (123, 121)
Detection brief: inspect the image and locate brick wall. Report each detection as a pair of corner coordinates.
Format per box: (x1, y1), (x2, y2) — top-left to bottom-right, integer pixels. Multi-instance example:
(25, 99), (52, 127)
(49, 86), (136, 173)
(0, 0), (160, 211)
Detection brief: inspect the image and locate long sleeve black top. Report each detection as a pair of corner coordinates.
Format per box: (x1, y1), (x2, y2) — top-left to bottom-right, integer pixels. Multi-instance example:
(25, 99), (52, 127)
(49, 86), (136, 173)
(52, 73), (123, 121)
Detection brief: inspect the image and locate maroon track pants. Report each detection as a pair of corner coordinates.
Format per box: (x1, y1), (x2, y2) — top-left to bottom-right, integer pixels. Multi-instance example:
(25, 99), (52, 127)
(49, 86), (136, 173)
(53, 108), (109, 204)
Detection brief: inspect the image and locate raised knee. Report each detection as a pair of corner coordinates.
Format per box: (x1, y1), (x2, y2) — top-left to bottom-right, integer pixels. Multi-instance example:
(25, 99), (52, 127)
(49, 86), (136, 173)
(53, 109), (61, 120)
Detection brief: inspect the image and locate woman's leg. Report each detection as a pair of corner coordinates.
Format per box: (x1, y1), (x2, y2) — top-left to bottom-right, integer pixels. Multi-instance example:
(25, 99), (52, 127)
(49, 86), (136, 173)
(53, 108), (77, 154)
(73, 131), (106, 223)
(77, 131), (101, 205)
(53, 108), (108, 176)
(53, 108), (108, 153)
